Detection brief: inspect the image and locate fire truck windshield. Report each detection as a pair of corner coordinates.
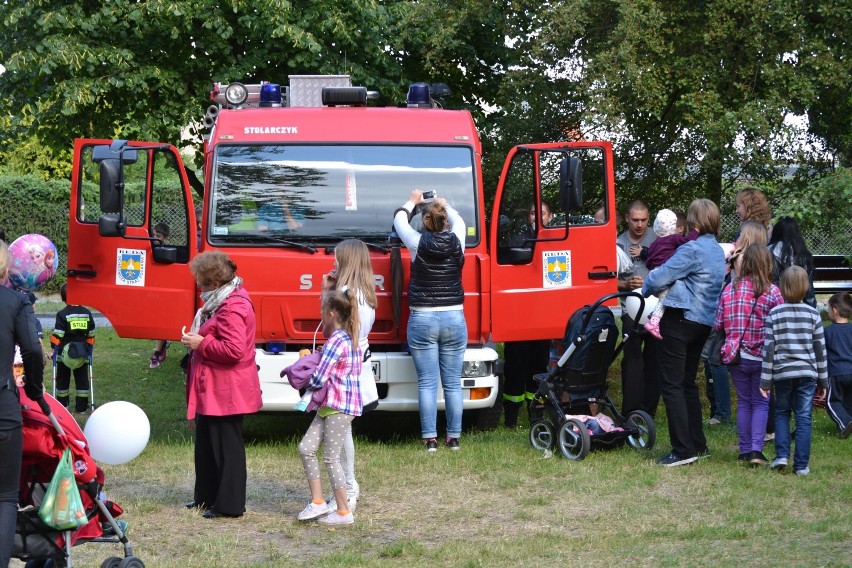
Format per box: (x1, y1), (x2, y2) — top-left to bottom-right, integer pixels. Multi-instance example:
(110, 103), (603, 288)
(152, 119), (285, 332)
(208, 144), (478, 247)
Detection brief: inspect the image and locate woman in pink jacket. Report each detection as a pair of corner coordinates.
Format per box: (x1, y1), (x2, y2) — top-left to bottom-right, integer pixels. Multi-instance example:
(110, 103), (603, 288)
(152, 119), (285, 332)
(180, 251), (262, 519)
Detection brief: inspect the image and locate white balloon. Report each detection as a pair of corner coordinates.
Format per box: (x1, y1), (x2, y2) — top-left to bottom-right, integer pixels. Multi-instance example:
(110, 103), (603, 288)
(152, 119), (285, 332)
(719, 242), (735, 260)
(623, 290), (659, 325)
(84, 401), (150, 465)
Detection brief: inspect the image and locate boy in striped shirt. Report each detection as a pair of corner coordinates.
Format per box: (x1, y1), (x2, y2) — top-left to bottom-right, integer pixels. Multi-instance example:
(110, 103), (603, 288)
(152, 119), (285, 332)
(760, 266), (828, 475)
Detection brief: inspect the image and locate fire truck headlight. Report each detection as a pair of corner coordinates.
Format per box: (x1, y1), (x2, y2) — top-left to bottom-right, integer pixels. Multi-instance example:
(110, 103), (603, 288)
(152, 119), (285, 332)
(225, 82), (249, 106)
(462, 360), (489, 378)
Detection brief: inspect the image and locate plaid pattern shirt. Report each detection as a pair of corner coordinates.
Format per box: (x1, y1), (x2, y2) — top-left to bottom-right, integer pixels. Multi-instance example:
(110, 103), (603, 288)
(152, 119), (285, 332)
(308, 329), (363, 416)
(713, 277), (784, 363)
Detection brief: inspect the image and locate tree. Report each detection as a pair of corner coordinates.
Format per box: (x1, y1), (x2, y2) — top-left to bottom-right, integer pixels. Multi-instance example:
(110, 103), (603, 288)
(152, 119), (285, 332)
(502, 0), (850, 212)
(0, 1), (408, 177)
(0, 1), (525, 179)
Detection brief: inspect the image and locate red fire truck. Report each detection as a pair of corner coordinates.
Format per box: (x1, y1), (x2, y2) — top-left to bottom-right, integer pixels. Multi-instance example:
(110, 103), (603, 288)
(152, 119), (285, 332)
(66, 75), (618, 428)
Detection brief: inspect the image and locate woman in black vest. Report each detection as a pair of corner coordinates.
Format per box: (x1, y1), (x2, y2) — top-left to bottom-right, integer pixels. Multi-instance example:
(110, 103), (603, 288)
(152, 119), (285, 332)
(393, 190), (467, 451)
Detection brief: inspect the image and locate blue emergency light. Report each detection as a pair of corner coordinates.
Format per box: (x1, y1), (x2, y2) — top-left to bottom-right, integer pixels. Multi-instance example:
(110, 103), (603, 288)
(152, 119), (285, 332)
(259, 83), (282, 107)
(407, 82), (431, 107)
(265, 341), (286, 354)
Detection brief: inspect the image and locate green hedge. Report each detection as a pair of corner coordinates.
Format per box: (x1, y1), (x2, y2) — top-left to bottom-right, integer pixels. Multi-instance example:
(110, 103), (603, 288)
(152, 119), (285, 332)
(0, 174), (70, 295)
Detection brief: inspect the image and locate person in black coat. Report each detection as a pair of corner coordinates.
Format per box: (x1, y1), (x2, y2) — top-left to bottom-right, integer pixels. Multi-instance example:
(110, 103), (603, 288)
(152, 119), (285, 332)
(0, 240), (46, 568)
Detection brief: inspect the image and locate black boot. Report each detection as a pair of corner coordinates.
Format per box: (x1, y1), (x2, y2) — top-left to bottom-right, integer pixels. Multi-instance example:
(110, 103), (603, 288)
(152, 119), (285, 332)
(503, 400), (520, 428)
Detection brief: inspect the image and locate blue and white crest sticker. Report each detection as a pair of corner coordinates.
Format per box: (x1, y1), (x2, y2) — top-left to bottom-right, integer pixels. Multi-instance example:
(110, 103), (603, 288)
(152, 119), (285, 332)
(116, 249), (146, 287)
(543, 250), (571, 288)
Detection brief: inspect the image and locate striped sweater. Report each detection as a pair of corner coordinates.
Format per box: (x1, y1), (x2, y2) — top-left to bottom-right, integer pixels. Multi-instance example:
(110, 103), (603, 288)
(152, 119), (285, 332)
(760, 303), (828, 391)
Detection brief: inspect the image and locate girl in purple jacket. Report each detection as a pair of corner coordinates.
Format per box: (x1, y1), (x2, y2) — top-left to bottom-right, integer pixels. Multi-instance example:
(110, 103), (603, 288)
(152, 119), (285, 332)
(644, 209), (698, 339)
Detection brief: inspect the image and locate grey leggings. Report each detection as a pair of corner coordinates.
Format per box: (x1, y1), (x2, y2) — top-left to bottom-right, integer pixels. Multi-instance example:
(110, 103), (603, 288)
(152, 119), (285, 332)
(298, 413), (355, 490)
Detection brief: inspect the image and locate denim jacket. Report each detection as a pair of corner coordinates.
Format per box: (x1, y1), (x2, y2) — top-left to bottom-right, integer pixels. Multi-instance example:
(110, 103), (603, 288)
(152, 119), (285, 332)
(642, 234), (726, 327)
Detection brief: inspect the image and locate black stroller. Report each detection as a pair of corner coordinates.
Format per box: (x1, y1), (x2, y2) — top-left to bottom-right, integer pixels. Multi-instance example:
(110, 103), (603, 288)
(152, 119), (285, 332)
(528, 292), (656, 460)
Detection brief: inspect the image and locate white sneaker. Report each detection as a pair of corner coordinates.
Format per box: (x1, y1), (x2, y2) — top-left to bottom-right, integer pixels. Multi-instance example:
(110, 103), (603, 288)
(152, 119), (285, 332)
(326, 494), (357, 512)
(795, 467), (810, 476)
(770, 457), (787, 470)
(318, 510), (354, 525)
(297, 501), (330, 521)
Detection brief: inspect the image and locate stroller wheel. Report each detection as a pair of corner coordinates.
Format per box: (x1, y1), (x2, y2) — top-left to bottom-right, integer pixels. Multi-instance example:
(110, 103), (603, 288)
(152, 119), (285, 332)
(529, 419), (555, 451)
(118, 556), (145, 568)
(101, 557), (122, 568)
(557, 418), (591, 460)
(625, 410), (656, 450)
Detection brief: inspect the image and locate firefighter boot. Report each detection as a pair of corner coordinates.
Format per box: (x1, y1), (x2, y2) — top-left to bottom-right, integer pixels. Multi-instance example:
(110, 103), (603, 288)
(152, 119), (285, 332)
(503, 400), (521, 428)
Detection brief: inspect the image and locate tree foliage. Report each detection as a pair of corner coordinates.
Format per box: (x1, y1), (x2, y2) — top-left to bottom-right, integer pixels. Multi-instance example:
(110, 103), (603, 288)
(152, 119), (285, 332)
(499, 0), (850, 212)
(0, 0), (848, 234)
(0, 1), (526, 179)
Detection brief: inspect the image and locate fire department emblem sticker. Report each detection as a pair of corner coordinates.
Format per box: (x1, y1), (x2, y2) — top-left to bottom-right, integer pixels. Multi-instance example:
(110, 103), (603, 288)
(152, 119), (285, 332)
(543, 250), (571, 288)
(116, 249), (146, 287)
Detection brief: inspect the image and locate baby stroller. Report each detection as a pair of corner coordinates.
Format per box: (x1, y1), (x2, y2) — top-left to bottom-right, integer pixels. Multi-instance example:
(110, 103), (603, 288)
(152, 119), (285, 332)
(528, 291), (656, 460)
(13, 388), (144, 568)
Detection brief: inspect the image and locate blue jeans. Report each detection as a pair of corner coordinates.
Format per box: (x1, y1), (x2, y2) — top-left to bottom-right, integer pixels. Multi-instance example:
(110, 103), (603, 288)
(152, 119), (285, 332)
(704, 360), (731, 421)
(773, 378), (816, 471)
(407, 309), (466, 439)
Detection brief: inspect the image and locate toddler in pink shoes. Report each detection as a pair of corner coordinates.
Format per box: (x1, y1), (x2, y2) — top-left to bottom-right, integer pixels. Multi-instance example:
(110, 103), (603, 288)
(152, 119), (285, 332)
(643, 209), (697, 339)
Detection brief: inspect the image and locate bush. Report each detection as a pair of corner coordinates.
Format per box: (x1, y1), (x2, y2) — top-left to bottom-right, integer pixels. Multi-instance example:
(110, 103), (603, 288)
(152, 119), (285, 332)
(0, 174), (70, 294)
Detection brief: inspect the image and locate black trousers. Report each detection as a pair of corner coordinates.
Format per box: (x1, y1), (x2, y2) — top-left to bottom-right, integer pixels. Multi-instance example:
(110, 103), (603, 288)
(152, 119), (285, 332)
(0, 389), (22, 568)
(194, 414), (247, 516)
(620, 314), (661, 417)
(503, 340), (550, 427)
(55, 361), (89, 412)
(657, 309), (709, 458)
(827, 374), (852, 431)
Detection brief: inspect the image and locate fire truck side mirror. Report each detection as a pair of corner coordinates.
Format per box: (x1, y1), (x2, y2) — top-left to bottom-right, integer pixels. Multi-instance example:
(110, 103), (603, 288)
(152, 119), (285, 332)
(99, 159), (122, 214)
(98, 213), (124, 237)
(559, 156), (583, 212)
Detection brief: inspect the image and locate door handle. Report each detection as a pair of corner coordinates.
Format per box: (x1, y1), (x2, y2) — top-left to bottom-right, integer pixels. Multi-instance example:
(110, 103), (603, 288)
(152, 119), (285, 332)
(588, 271), (616, 280)
(67, 268), (97, 278)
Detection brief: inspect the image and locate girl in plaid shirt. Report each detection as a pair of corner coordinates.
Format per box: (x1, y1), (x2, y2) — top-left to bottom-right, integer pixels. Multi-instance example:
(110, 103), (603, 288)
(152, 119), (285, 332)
(714, 244), (783, 465)
(297, 288), (363, 526)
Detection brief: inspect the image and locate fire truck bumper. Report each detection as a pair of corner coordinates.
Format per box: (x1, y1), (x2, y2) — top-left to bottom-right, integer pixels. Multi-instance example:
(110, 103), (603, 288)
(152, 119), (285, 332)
(255, 346), (500, 412)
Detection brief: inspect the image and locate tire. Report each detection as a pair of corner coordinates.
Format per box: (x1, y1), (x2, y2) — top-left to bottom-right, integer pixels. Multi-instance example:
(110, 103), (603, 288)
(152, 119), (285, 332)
(557, 418), (590, 460)
(529, 419), (555, 451)
(100, 558), (122, 568)
(118, 557), (145, 568)
(465, 401), (502, 431)
(625, 410), (656, 450)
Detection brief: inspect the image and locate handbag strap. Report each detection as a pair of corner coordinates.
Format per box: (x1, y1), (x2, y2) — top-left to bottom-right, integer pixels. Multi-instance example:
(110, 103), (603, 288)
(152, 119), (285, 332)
(735, 294), (760, 351)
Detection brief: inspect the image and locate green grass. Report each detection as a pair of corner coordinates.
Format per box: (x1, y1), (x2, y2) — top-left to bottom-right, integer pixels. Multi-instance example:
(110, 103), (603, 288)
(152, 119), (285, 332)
(33, 328), (852, 567)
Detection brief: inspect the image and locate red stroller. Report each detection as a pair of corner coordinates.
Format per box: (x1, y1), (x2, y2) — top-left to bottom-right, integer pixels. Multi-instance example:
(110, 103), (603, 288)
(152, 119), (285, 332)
(13, 388), (145, 568)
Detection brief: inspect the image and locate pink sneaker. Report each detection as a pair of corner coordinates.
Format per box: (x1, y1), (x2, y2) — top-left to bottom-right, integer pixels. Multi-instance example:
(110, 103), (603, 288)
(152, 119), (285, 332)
(644, 316), (663, 340)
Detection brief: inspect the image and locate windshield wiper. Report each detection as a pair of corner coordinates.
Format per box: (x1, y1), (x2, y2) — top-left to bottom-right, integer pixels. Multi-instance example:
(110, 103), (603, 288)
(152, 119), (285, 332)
(322, 241), (390, 254)
(224, 234), (317, 254)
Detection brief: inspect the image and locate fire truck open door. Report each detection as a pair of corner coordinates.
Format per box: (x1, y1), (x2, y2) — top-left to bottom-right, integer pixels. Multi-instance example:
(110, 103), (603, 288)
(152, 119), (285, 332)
(66, 139), (198, 341)
(488, 142), (619, 342)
